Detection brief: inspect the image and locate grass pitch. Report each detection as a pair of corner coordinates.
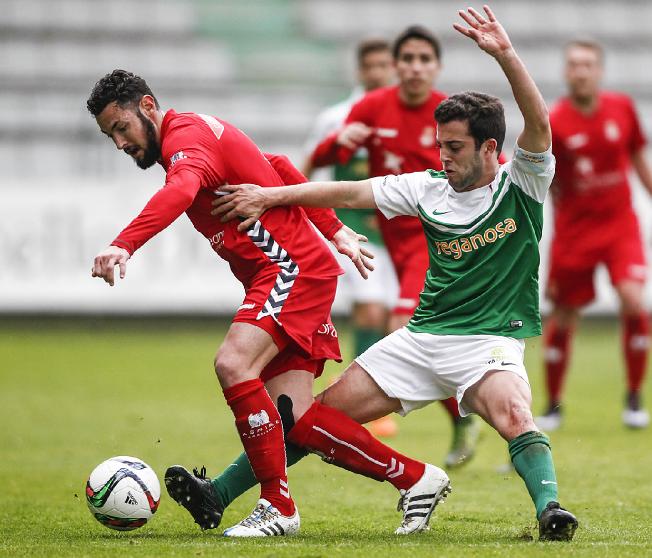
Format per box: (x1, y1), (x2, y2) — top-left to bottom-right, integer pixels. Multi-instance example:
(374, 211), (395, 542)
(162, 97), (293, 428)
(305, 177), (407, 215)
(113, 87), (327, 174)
(1, 317), (651, 557)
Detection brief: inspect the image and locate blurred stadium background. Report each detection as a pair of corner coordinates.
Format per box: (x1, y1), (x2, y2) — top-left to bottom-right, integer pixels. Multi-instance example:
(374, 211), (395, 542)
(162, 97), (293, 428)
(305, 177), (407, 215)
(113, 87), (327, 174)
(1, 0), (652, 316)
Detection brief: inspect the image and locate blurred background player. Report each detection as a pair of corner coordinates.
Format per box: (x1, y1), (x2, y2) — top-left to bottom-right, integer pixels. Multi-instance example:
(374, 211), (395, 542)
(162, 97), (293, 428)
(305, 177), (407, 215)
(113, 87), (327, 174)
(537, 39), (652, 431)
(302, 38), (400, 438)
(309, 24), (479, 467)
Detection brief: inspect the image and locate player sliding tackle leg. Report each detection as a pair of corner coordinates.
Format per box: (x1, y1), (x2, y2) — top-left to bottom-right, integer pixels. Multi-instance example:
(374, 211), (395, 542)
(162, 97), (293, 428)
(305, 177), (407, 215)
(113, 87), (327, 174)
(212, 5), (578, 541)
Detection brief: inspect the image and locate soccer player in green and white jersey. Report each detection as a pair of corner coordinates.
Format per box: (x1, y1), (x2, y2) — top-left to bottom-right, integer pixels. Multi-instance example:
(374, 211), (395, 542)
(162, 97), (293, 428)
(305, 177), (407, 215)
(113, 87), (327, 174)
(214, 5), (578, 541)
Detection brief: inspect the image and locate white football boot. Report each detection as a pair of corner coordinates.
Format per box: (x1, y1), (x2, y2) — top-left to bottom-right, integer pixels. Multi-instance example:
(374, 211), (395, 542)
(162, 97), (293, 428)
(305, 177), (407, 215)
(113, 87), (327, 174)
(534, 405), (562, 432)
(395, 463), (451, 535)
(622, 407), (650, 429)
(223, 498), (299, 537)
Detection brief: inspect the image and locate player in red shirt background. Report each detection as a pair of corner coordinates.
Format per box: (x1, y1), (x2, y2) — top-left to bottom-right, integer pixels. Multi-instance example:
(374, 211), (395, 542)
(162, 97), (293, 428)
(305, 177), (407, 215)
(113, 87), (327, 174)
(536, 39), (652, 431)
(310, 25), (479, 467)
(87, 70), (448, 537)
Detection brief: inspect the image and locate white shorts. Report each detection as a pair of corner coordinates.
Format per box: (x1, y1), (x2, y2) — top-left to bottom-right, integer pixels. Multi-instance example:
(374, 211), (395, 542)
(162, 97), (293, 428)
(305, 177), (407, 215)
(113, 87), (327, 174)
(355, 327), (529, 417)
(336, 242), (398, 306)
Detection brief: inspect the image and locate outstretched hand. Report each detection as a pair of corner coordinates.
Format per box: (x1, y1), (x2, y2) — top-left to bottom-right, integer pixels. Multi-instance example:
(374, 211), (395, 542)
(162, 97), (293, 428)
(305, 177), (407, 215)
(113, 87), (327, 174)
(453, 5), (513, 59)
(331, 225), (375, 279)
(211, 184), (268, 231)
(92, 245), (130, 286)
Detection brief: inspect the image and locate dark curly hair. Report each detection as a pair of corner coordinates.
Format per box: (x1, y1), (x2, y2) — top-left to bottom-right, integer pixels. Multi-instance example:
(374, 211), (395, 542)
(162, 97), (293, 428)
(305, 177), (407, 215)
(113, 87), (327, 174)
(435, 91), (505, 154)
(393, 25), (441, 61)
(86, 69), (159, 116)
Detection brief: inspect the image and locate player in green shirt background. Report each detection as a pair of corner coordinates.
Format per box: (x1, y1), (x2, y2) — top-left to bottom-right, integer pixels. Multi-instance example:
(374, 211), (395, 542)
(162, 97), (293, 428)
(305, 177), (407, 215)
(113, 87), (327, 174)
(302, 38), (400, 438)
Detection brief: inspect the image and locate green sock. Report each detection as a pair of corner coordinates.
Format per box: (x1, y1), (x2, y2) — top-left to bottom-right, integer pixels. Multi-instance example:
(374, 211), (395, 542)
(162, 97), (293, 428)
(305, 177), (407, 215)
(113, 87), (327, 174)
(211, 442), (309, 509)
(508, 431), (558, 518)
(354, 327), (384, 357)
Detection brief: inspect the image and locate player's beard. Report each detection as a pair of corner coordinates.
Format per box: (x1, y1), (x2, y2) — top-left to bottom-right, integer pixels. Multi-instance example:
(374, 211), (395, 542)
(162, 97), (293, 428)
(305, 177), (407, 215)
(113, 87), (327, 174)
(449, 150), (484, 192)
(134, 108), (161, 170)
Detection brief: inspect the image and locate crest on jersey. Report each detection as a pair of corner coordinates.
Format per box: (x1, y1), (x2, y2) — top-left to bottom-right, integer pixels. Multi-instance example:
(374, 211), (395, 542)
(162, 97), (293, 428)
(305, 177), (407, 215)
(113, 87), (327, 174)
(420, 126), (436, 147)
(604, 120), (620, 142)
(383, 150), (403, 172)
(170, 151), (187, 166)
(566, 133), (588, 150)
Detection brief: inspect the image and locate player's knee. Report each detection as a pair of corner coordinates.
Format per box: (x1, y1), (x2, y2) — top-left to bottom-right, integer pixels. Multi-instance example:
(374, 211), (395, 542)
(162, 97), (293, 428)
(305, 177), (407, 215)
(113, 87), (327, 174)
(213, 347), (247, 386)
(496, 396), (535, 439)
(551, 305), (578, 329)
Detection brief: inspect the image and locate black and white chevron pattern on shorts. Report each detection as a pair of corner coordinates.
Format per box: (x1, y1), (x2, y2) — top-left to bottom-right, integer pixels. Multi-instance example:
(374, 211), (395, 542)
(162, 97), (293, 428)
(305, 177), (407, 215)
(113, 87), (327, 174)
(246, 220), (299, 324)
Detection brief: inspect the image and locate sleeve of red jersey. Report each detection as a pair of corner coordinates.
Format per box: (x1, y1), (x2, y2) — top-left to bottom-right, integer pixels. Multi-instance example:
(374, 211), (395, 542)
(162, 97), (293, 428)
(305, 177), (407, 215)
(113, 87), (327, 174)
(311, 95), (374, 168)
(264, 152), (343, 240)
(111, 169), (202, 254)
(111, 119), (222, 255)
(335, 95), (375, 165)
(626, 96), (647, 153)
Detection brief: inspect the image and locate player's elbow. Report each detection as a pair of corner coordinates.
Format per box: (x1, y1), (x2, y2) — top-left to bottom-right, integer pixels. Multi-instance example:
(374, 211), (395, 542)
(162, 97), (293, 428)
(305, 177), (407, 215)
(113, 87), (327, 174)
(532, 108), (551, 138)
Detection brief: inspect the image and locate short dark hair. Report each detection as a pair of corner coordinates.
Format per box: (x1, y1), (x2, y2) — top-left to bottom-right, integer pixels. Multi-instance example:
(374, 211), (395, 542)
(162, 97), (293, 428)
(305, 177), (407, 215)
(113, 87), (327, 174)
(565, 37), (604, 63)
(357, 38), (391, 66)
(86, 69), (159, 117)
(435, 91), (506, 153)
(392, 25), (441, 61)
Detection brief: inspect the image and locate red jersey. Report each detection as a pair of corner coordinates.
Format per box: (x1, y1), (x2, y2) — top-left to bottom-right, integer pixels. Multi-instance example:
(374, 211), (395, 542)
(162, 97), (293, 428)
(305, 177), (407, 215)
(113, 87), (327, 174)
(112, 110), (342, 291)
(311, 86), (447, 275)
(263, 153), (343, 241)
(550, 91), (646, 231)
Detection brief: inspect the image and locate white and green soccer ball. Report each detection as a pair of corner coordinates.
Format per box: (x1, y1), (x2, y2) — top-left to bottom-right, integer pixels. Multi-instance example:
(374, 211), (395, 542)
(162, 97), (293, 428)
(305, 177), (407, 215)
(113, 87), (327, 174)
(85, 456), (160, 531)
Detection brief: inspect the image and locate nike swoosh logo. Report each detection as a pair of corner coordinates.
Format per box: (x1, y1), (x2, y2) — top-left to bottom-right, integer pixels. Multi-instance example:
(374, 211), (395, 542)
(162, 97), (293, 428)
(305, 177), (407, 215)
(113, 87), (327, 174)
(432, 210), (450, 216)
(541, 480), (557, 485)
(500, 361), (517, 367)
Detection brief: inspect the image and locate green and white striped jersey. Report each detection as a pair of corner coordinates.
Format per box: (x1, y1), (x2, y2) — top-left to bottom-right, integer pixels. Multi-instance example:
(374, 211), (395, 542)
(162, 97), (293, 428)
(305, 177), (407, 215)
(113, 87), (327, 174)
(370, 145), (555, 338)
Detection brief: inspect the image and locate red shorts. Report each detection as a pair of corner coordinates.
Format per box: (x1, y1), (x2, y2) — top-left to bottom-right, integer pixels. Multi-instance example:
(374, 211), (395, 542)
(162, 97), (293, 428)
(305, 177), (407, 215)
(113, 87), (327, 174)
(378, 214), (429, 315)
(233, 273), (341, 382)
(547, 215), (646, 307)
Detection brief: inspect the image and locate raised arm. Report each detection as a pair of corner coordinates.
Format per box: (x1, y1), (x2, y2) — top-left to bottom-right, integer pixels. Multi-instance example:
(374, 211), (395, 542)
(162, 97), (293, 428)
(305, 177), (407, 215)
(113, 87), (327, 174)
(212, 180), (376, 232)
(454, 5), (550, 153)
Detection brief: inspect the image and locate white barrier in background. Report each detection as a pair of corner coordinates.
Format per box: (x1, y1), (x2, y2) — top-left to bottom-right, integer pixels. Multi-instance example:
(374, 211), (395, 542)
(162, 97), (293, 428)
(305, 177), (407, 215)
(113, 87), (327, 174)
(1, 174), (651, 315)
(0, 177), (245, 314)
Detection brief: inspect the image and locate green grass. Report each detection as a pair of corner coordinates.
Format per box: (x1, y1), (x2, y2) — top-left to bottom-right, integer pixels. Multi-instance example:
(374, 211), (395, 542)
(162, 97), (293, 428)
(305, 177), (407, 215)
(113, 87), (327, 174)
(1, 318), (650, 557)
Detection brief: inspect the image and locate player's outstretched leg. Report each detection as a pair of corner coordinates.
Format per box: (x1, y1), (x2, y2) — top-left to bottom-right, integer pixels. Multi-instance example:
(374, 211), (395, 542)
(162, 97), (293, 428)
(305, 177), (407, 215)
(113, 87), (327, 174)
(164, 465), (224, 530)
(287, 400), (452, 534)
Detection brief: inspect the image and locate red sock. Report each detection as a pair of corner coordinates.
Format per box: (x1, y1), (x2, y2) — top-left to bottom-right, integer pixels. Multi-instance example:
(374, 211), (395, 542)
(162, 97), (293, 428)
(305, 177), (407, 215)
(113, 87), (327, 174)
(288, 402), (425, 491)
(544, 320), (572, 405)
(223, 378), (294, 515)
(623, 313), (650, 393)
(440, 397), (461, 421)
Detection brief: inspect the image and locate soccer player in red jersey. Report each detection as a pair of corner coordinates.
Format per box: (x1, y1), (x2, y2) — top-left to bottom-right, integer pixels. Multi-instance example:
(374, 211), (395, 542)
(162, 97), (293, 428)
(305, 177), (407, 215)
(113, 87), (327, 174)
(536, 39), (652, 431)
(310, 25), (479, 467)
(87, 71), (449, 537)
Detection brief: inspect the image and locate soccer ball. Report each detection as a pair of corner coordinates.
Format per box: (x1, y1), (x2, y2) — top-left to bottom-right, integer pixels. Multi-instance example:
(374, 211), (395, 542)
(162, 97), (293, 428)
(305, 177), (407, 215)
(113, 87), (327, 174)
(86, 456), (160, 531)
